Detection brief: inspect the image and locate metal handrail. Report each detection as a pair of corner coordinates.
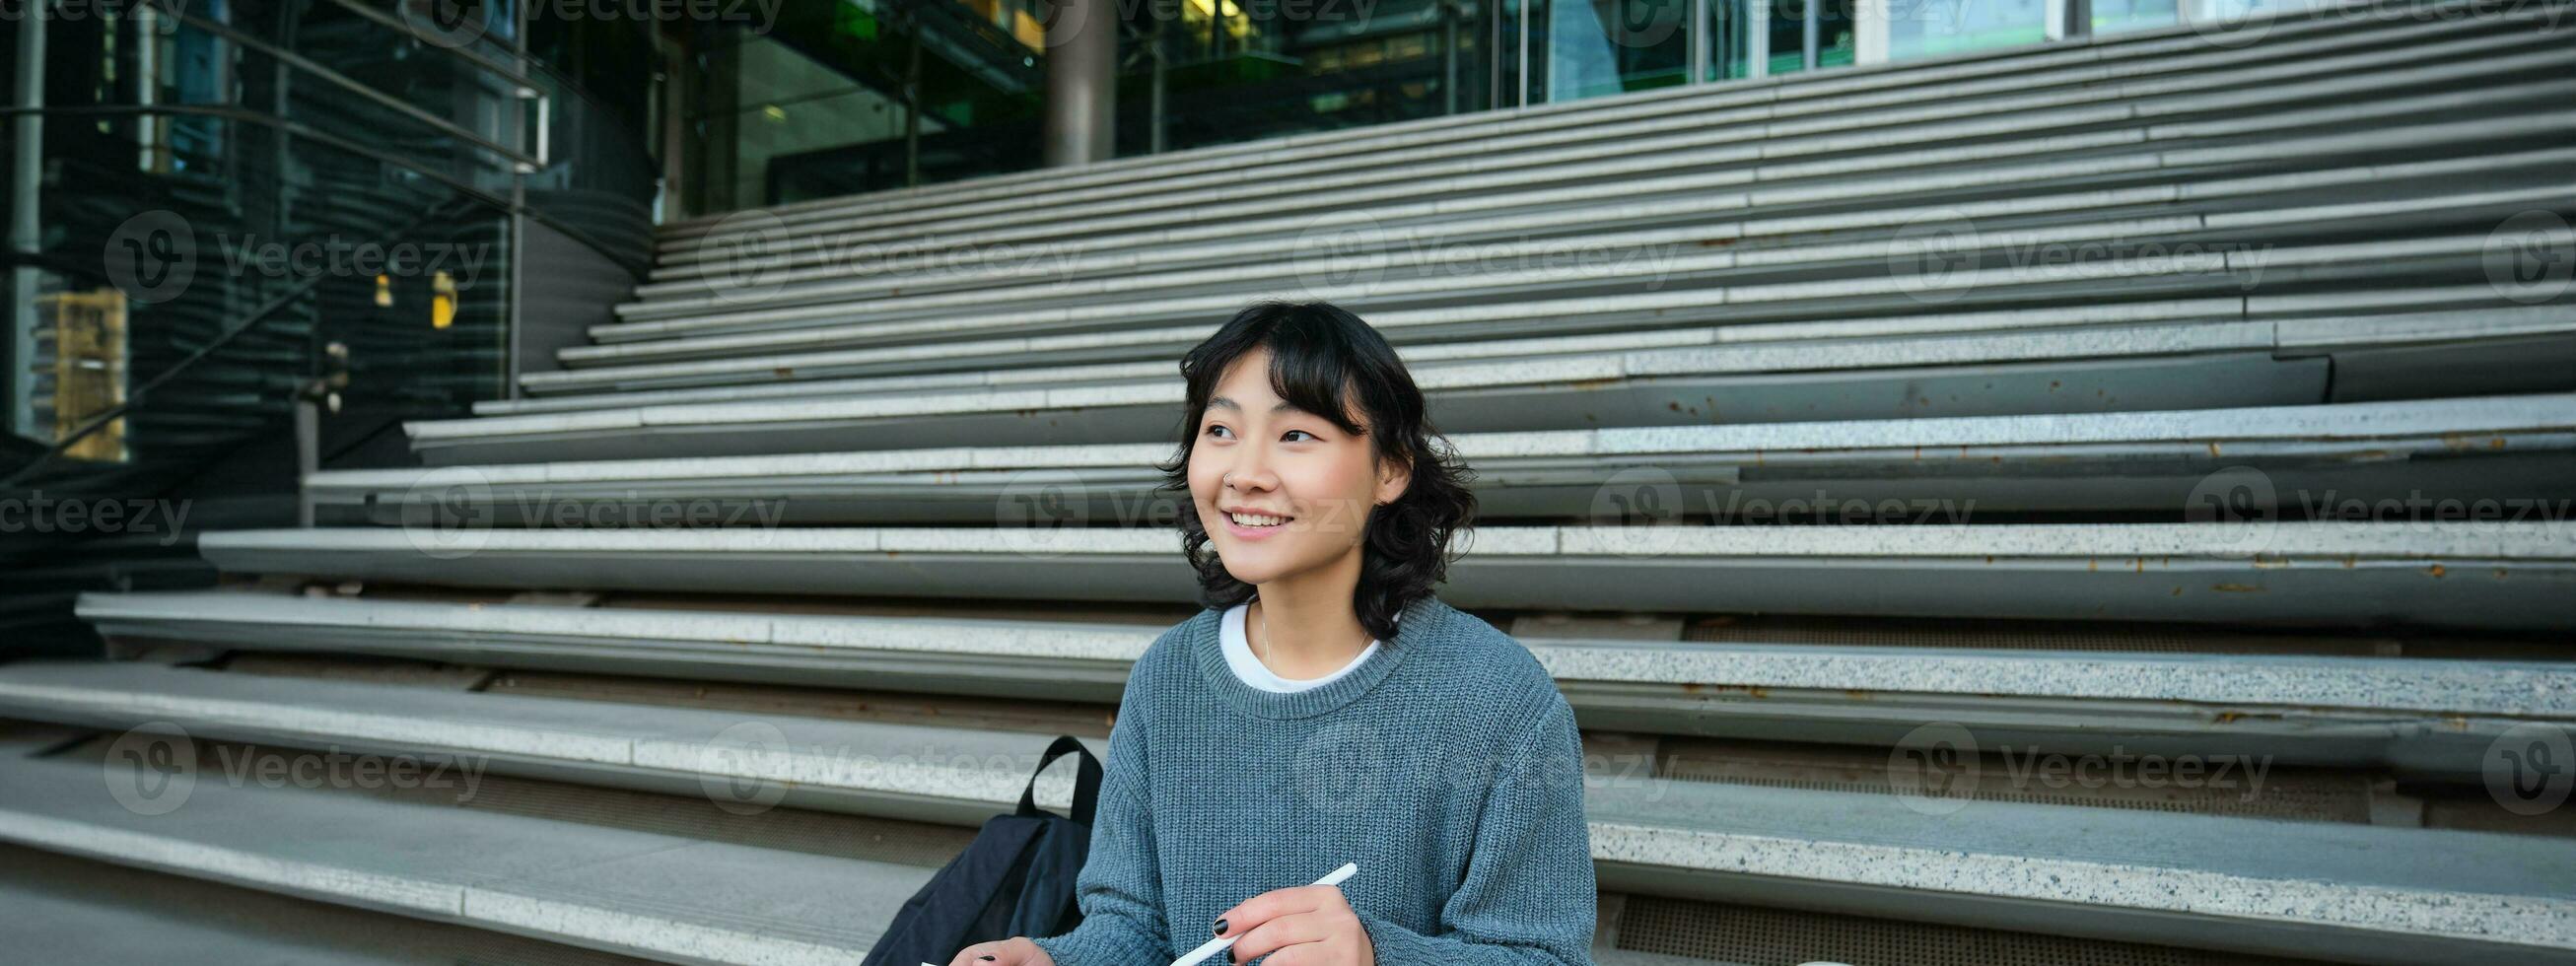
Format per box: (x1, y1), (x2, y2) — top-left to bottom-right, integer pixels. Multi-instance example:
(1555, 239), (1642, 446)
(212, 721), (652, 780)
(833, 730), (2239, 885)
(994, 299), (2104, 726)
(0, 197), (479, 491)
(137, 0), (547, 172)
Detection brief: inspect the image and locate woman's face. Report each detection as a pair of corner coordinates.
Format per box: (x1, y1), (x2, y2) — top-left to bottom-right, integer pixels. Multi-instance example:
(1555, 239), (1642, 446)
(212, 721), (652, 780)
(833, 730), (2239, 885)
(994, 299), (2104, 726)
(1188, 348), (1406, 586)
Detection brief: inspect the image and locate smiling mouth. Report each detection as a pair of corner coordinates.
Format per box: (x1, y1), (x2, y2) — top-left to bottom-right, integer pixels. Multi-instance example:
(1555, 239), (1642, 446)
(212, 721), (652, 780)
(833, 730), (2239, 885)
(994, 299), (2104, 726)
(1225, 511), (1294, 528)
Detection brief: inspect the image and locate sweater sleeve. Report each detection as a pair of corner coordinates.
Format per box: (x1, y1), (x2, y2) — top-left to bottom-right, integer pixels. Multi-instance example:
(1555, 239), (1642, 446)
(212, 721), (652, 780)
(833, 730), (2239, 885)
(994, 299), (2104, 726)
(1027, 655), (1171, 966)
(1354, 692), (1598, 966)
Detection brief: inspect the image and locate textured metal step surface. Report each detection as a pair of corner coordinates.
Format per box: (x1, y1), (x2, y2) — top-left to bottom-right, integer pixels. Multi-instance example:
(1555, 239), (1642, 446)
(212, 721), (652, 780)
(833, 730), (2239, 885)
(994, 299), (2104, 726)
(650, 0), (2455, 241)
(314, 393), (2576, 521)
(4, 663), (2568, 965)
(407, 307), (2576, 465)
(590, 161), (2576, 367)
(0, 844), (666, 966)
(0, 736), (932, 966)
(1581, 774), (2576, 965)
(190, 519), (2576, 630)
(69, 590), (2576, 771)
(0, 659), (1108, 827)
(640, 12), (2564, 286)
(515, 280), (2564, 404)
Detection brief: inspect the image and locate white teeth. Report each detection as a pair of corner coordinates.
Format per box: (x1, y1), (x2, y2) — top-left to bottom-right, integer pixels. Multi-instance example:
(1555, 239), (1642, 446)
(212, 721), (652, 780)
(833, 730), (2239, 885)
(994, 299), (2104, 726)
(1229, 512), (1288, 527)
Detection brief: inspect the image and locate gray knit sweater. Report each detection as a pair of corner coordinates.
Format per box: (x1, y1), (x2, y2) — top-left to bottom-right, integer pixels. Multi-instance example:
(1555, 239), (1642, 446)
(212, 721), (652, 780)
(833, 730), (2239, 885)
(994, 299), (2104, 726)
(1029, 593), (1598, 965)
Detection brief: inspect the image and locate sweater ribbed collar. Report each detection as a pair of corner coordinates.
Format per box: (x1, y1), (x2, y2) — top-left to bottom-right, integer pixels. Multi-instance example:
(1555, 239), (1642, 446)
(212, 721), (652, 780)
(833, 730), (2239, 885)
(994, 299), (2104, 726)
(1191, 593), (1450, 721)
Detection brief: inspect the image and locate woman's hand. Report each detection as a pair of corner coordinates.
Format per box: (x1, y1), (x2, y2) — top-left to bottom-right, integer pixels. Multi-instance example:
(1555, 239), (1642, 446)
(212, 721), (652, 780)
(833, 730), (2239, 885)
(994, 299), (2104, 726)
(1213, 883), (1376, 965)
(944, 935), (1055, 966)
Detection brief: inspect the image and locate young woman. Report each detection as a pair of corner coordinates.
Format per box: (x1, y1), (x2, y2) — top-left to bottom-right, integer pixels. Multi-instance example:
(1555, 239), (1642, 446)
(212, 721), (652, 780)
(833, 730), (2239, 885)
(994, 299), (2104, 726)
(948, 300), (1597, 966)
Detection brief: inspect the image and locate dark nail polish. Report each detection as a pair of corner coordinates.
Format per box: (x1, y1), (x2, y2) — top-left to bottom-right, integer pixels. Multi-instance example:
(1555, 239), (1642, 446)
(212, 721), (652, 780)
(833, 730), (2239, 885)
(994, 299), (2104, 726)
(1213, 918), (1229, 935)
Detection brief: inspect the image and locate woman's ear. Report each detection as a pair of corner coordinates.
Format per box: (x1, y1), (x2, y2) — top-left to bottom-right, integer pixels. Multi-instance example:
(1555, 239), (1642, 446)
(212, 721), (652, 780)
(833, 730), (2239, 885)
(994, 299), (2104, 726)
(1375, 454), (1413, 507)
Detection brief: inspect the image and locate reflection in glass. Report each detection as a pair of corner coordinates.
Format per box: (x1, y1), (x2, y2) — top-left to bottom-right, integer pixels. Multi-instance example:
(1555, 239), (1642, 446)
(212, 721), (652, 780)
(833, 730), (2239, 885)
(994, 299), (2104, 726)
(1888, 0), (2047, 59)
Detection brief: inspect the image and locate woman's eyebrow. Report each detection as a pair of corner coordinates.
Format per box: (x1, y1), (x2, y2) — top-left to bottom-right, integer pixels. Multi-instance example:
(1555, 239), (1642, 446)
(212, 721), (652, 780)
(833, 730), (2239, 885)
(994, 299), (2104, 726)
(1207, 395), (1300, 416)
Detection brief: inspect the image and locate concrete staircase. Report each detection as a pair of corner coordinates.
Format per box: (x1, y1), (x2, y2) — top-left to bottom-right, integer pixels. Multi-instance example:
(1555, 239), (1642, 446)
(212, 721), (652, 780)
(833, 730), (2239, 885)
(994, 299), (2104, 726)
(8, 2), (2575, 964)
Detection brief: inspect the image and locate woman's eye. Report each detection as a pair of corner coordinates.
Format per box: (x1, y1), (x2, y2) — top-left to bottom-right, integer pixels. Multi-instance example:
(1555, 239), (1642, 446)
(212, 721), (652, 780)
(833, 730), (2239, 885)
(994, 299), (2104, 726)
(1204, 425), (1229, 439)
(1284, 430), (1316, 443)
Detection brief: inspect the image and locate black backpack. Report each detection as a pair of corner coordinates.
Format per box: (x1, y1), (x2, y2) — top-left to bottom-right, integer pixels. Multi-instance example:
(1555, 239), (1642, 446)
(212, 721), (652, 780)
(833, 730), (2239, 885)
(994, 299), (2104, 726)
(862, 734), (1106, 966)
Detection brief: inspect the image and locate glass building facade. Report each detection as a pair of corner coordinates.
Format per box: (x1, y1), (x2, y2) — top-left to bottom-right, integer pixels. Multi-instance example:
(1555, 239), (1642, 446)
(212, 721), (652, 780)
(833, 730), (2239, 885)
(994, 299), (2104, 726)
(0, 0), (2215, 508)
(670, 0), (2195, 211)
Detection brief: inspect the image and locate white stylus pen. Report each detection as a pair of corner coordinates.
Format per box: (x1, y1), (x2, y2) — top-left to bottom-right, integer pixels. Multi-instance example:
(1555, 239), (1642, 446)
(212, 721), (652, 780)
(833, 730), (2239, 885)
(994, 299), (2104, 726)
(923, 862), (1359, 966)
(1167, 862), (1359, 966)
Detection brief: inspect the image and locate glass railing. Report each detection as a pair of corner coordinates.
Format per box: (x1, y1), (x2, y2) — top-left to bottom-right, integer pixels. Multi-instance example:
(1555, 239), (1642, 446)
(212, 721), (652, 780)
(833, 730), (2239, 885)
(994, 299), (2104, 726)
(0, 0), (657, 642)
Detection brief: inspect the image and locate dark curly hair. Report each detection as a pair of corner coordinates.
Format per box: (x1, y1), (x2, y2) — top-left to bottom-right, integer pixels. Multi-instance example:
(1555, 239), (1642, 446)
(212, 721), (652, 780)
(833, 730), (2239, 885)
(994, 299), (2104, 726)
(1154, 300), (1478, 647)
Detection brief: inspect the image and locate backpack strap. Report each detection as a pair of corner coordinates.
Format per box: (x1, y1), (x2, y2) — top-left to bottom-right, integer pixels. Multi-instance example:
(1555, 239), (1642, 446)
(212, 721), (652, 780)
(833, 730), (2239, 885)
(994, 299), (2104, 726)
(1017, 733), (1105, 826)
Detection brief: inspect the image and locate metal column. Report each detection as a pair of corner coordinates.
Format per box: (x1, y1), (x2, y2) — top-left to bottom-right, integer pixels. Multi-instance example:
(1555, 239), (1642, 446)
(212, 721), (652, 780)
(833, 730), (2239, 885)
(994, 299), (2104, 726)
(8, 6), (46, 443)
(1043, 0), (1119, 166)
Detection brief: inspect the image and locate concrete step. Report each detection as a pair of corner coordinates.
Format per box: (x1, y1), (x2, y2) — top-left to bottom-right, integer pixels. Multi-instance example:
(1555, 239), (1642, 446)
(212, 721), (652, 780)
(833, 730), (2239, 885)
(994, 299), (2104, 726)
(0, 733), (934, 966)
(0, 844), (666, 965)
(628, 76), (2576, 325)
(643, 8), (2563, 287)
(68, 591), (2576, 772)
(620, 78), (2576, 341)
(588, 172), (2576, 365)
(511, 280), (2558, 405)
(315, 393), (2576, 521)
(410, 304), (2576, 464)
(3, 662), (2569, 965)
(650, 0), (2460, 241)
(1578, 760), (2576, 966)
(188, 519), (2576, 630)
